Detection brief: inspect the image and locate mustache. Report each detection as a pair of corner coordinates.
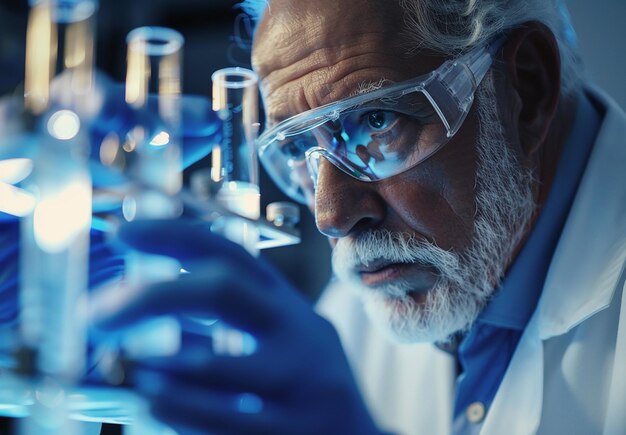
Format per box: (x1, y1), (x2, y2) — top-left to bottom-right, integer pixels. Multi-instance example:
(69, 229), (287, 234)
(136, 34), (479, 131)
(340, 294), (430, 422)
(332, 229), (462, 282)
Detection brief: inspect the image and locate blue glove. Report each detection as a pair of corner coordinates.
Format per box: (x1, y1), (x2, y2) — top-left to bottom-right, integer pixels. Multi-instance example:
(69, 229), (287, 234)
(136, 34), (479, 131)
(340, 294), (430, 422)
(90, 219), (383, 435)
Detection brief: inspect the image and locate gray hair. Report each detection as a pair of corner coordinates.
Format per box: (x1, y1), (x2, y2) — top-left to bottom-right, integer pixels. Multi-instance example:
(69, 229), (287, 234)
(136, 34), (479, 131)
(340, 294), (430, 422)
(239, 0), (582, 96)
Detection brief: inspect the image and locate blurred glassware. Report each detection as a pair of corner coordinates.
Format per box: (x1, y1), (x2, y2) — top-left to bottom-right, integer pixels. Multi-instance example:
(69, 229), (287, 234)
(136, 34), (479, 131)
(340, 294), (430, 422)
(16, 1), (98, 434)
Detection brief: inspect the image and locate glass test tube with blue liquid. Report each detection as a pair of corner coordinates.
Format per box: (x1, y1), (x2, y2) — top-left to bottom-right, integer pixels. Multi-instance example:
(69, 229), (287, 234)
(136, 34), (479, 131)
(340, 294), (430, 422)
(18, 0), (97, 434)
(211, 68), (260, 256)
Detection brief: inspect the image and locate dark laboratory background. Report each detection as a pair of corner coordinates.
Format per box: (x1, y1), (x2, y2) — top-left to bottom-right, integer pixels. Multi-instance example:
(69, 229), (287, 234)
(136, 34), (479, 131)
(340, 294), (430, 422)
(1, 0), (625, 433)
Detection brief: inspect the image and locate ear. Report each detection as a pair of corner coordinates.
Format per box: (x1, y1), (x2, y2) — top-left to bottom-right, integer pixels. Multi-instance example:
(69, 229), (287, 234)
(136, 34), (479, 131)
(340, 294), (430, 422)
(501, 22), (561, 156)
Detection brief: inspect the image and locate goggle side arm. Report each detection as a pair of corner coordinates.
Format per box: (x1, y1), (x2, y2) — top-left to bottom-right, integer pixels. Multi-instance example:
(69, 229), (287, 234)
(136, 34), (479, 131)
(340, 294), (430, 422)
(423, 38), (504, 137)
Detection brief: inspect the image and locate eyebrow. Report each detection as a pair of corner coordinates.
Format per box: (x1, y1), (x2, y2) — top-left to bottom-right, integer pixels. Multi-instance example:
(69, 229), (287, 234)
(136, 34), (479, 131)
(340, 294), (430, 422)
(351, 78), (393, 97)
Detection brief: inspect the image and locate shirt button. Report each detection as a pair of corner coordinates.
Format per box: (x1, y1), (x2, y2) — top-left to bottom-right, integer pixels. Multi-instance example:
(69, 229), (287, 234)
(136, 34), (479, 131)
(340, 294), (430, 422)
(466, 402), (486, 423)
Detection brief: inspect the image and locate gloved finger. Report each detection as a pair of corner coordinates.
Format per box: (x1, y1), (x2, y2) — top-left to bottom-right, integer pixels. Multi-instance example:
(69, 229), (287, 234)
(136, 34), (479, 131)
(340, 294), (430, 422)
(116, 219), (255, 266)
(117, 219), (294, 297)
(89, 238), (119, 262)
(88, 264), (125, 288)
(89, 252), (125, 275)
(134, 369), (289, 435)
(88, 229), (126, 290)
(131, 345), (296, 395)
(90, 268), (281, 334)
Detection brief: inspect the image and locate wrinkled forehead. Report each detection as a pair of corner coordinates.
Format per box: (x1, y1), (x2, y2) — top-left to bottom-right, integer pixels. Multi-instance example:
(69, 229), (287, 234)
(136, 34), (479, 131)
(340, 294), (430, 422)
(251, 0), (424, 122)
(254, 0), (402, 62)
(252, 0), (404, 71)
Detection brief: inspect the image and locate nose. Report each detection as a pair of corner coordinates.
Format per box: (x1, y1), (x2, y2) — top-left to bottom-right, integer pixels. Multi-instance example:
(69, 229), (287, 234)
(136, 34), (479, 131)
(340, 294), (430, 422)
(314, 157), (385, 238)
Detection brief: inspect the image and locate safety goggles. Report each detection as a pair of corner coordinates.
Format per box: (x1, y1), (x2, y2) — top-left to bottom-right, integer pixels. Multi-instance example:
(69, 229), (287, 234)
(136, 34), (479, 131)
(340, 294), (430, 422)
(257, 36), (506, 204)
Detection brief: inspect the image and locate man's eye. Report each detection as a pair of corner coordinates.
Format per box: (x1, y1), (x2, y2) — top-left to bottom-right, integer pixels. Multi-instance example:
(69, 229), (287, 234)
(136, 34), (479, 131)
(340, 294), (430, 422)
(364, 110), (397, 131)
(282, 137), (311, 158)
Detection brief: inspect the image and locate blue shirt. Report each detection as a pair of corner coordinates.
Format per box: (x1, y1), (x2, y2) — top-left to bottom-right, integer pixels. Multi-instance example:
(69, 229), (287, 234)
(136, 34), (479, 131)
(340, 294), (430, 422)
(452, 91), (602, 434)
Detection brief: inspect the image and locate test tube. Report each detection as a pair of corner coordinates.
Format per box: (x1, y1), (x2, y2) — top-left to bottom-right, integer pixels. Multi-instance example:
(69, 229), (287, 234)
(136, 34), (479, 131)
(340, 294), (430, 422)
(211, 68), (260, 255)
(122, 27), (184, 285)
(19, 1), (97, 434)
(123, 26), (183, 221)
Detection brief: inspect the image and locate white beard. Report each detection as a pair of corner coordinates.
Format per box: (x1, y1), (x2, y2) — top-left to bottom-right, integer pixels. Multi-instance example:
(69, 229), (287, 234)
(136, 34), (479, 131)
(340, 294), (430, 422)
(331, 73), (536, 343)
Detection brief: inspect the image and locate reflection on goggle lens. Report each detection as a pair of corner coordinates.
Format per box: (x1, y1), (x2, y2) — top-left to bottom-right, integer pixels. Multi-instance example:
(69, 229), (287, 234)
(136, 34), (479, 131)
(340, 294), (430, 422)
(275, 102), (445, 185)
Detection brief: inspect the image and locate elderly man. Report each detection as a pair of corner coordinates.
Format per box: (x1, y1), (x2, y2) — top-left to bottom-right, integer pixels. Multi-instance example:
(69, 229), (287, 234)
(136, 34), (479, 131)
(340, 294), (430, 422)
(91, 0), (626, 434)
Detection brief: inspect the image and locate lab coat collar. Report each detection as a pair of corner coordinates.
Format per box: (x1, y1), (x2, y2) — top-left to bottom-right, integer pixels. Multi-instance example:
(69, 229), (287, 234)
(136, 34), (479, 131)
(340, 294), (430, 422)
(537, 86), (626, 340)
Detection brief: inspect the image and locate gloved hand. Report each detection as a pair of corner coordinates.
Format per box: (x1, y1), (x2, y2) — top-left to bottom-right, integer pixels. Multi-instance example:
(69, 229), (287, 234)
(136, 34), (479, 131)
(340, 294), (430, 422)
(89, 219), (383, 435)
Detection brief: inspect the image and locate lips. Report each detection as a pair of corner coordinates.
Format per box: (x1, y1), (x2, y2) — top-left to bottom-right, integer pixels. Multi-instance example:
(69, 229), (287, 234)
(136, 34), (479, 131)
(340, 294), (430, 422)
(356, 259), (437, 291)
(358, 261), (412, 286)
(356, 259), (396, 274)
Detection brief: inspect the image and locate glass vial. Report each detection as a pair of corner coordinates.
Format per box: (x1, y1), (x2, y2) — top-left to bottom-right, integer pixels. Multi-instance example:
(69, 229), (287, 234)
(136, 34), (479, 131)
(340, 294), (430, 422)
(210, 68), (260, 255)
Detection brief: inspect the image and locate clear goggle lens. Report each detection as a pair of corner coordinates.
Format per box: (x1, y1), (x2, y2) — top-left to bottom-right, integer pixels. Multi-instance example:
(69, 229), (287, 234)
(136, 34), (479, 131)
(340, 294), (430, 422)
(259, 90), (448, 204)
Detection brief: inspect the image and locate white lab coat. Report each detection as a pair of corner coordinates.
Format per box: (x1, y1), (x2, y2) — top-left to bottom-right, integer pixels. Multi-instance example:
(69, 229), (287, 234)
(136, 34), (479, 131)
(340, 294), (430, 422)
(316, 87), (626, 435)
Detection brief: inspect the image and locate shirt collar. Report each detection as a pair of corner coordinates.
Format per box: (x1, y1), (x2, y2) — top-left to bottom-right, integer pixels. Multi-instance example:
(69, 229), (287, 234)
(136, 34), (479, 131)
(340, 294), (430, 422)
(478, 91), (602, 330)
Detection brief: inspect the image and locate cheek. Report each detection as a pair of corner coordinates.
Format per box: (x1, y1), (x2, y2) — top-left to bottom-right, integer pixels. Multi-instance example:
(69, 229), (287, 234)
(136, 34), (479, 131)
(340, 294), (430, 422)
(378, 117), (481, 251)
(380, 170), (475, 250)
(438, 108), (482, 216)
